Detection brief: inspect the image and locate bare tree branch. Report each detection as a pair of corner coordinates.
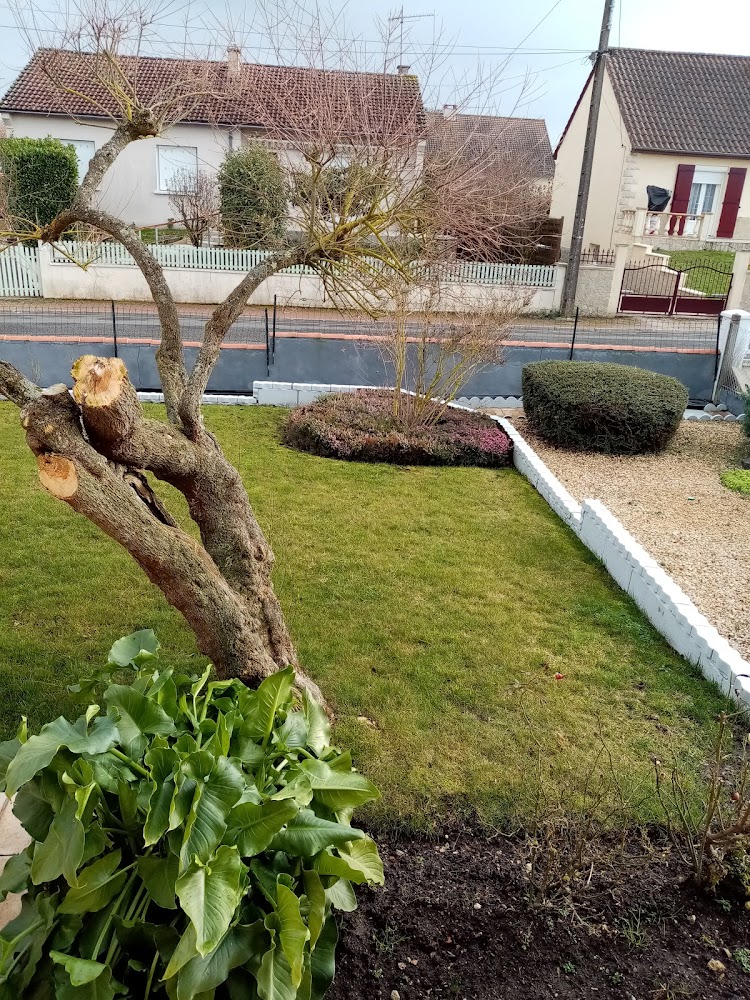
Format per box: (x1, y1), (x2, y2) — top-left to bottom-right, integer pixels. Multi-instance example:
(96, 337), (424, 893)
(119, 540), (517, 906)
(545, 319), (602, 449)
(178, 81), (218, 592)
(0, 360), (43, 407)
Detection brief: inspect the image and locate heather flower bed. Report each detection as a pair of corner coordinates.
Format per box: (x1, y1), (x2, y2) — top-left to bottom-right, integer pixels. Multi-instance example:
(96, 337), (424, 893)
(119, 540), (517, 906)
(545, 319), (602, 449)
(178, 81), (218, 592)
(282, 390), (513, 466)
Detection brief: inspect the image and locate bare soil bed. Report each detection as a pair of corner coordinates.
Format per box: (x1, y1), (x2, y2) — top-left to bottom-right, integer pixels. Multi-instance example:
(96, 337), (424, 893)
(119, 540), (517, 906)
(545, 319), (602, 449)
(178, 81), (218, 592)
(330, 830), (750, 1000)
(510, 418), (750, 660)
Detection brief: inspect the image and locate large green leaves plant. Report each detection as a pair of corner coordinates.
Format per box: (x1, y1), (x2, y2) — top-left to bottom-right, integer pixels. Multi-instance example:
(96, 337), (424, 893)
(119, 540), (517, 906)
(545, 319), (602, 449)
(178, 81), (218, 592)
(0, 632), (382, 1000)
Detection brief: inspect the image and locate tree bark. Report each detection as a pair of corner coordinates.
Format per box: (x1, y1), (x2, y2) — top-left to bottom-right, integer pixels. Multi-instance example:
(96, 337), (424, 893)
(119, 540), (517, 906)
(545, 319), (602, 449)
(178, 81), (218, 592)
(3, 359), (326, 709)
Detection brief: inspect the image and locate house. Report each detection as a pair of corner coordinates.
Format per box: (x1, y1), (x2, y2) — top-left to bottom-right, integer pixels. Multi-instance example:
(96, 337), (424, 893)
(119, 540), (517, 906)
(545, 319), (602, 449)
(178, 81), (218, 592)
(425, 109), (554, 186)
(0, 48), (424, 227)
(424, 109), (557, 261)
(551, 48), (750, 253)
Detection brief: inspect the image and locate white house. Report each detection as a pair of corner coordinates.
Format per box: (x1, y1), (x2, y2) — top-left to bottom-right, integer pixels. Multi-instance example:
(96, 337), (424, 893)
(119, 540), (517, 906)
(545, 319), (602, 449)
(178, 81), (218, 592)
(0, 47), (425, 227)
(551, 48), (750, 253)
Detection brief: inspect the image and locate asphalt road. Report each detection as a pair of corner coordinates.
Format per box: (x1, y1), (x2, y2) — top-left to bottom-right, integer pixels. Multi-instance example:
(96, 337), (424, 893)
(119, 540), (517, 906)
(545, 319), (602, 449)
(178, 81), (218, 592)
(0, 307), (719, 351)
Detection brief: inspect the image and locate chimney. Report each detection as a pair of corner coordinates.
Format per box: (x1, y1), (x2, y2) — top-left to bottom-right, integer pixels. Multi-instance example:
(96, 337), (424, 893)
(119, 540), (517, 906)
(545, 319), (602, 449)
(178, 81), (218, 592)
(443, 104), (458, 118)
(397, 64), (410, 75)
(227, 46), (241, 81)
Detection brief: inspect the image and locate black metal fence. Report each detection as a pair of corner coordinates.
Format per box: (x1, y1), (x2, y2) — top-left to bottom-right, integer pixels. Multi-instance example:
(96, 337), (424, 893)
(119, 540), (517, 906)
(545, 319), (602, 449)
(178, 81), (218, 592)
(0, 298), (721, 358)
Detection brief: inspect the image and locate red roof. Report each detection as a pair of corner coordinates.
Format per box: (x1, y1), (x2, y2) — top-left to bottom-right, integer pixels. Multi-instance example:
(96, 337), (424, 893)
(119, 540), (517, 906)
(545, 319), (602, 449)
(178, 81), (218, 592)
(0, 49), (424, 139)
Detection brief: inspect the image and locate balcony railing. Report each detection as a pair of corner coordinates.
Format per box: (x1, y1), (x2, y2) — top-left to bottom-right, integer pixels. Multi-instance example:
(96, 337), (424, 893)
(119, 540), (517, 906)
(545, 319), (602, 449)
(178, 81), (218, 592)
(621, 208), (713, 240)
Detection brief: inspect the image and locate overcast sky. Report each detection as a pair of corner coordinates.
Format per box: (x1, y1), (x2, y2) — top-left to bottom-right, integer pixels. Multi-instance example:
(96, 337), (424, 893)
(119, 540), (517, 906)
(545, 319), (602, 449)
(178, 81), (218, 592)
(1, 0), (749, 142)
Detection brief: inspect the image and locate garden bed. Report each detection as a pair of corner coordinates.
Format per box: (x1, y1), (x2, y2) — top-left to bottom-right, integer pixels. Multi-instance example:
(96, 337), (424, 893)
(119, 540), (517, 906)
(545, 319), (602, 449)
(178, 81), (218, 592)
(283, 390), (513, 466)
(515, 417), (750, 660)
(330, 830), (750, 1000)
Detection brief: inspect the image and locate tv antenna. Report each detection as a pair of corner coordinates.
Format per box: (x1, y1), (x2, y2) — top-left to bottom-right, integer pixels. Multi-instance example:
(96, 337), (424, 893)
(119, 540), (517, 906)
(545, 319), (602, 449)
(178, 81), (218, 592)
(388, 6), (434, 65)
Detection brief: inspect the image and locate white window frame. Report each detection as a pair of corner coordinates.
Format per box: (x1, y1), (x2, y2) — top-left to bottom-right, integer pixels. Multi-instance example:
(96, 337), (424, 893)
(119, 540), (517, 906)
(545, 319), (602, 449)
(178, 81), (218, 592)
(56, 138), (96, 179)
(156, 145), (198, 194)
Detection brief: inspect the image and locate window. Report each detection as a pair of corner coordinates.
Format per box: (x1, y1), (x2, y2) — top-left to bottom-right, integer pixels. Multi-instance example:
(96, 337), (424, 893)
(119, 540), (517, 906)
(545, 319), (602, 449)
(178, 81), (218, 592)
(157, 145), (198, 192)
(57, 138), (95, 179)
(687, 169), (724, 215)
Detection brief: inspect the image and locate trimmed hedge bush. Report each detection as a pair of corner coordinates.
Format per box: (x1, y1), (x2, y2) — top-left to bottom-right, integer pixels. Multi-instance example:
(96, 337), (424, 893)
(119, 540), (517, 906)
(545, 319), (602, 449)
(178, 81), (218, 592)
(0, 137), (78, 228)
(283, 390), (513, 466)
(522, 361), (688, 454)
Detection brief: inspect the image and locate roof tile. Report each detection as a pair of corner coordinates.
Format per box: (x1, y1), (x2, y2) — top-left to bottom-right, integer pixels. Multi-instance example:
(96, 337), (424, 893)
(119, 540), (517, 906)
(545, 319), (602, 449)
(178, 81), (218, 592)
(607, 48), (750, 158)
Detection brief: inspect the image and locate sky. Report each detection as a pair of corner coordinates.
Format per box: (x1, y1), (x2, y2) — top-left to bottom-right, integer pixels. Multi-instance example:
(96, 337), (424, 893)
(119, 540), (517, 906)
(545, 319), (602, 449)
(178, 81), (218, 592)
(1, 0), (750, 142)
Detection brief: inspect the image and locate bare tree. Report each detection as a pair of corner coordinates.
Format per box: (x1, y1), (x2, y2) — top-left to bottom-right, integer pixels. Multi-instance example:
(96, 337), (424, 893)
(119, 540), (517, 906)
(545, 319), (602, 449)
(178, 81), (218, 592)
(0, 1), (548, 703)
(167, 168), (218, 246)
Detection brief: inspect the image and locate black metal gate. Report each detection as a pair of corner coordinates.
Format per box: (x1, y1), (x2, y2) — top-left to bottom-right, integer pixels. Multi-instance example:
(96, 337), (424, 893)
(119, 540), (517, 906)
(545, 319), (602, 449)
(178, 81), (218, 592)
(619, 262), (733, 316)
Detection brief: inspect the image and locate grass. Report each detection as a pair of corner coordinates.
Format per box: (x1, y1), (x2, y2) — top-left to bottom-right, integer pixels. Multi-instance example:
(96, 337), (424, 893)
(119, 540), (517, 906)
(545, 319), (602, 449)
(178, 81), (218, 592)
(720, 468), (750, 495)
(0, 403), (732, 829)
(138, 227), (192, 245)
(655, 248), (734, 295)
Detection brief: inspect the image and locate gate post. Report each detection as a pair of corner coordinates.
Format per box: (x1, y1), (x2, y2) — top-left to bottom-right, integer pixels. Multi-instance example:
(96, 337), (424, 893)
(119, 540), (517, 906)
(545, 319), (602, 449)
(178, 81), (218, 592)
(605, 243), (630, 315)
(713, 309), (750, 402)
(726, 251), (750, 311)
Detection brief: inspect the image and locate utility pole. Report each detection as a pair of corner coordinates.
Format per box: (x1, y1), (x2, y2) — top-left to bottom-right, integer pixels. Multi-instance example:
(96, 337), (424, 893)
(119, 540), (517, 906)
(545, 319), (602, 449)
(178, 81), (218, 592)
(560, 0), (616, 316)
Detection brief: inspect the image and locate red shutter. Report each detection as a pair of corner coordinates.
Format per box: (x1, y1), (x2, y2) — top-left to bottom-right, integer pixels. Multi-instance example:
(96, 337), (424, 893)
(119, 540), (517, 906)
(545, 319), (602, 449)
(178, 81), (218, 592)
(716, 167), (746, 238)
(668, 163), (695, 235)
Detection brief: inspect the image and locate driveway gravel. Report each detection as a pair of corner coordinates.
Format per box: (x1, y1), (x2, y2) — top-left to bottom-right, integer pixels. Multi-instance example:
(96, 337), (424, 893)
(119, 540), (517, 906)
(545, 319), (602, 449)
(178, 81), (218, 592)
(507, 417), (750, 659)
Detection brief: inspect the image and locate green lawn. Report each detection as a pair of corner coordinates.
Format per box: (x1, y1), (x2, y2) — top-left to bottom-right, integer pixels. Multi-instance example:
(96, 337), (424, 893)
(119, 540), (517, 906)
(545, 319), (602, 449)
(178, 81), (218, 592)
(657, 248), (735, 295)
(0, 403), (730, 829)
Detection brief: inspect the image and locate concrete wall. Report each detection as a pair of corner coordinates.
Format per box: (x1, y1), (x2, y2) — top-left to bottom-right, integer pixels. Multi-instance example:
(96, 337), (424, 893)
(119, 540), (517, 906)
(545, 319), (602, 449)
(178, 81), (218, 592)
(36, 246), (562, 311)
(7, 113), (234, 226)
(551, 71), (630, 251)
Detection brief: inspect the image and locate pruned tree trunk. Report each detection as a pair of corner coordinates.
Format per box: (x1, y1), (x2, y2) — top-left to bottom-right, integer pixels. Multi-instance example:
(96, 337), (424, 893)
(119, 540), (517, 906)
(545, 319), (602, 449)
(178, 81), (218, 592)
(3, 356), (326, 708)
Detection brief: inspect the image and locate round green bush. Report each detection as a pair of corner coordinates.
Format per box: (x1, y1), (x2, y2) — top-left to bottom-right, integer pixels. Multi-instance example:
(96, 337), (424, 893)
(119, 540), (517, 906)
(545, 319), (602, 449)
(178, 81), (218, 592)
(282, 390), (513, 467)
(522, 361), (688, 454)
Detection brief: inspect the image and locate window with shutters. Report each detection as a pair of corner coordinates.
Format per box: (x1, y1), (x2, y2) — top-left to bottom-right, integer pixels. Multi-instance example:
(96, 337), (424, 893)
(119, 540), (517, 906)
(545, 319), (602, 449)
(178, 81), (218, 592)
(156, 145), (198, 192)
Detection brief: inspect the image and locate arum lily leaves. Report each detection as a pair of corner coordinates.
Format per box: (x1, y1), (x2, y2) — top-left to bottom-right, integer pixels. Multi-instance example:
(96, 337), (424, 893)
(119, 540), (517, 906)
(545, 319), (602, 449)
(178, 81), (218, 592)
(301, 871), (326, 948)
(174, 922), (266, 1000)
(0, 632), (379, 1000)
(324, 878), (357, 913)
(59, 851), (127, 915)
(104, 685), (175, 750)
(275, 883), (309, 987)
(298, 760), (379, 813)
(49, 952), (108, 986)
(138, 853), (179, 910)
(229, 801), (298, 858)
(256, 938), (296, 1000)
(301, 693), (330, 756)
(108, 630), (160, 668)
(269, 809), (365, 857)
(0, 849), (31, 902)
(31, 798), (85, 886)
(5, 715), (119, 797)
(256, 669), (294, 742)
(176, 846), (246, 956)
(313, 838), (384, 886)
(178, 754), (244, 868)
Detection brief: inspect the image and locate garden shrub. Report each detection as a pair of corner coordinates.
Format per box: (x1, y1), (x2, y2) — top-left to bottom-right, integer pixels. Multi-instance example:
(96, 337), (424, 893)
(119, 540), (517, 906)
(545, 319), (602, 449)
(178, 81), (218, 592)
(0, 631), (381, 999)
(219, 145), (287, 248)
(283, 390), (513, 467)
(522, 361), (688, 454)
(743, 392), (750, 439)
(0, 137), (78, 228)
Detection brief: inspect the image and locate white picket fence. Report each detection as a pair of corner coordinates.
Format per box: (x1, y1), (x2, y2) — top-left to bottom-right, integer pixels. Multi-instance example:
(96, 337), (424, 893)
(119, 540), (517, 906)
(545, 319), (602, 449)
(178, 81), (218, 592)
(0, 244), (41, 296)
(47, 241), (557, 287)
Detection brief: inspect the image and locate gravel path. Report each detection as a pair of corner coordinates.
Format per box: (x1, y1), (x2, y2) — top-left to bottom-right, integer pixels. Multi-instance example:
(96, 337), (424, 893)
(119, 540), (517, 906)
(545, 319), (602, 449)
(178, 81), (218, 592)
(507, 417), (750, 659)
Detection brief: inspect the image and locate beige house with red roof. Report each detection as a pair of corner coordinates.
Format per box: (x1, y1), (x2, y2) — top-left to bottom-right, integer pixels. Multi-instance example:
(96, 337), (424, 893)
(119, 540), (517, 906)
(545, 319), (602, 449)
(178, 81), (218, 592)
(552, 48), (750, 253)
(0, 47), (424, 227)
